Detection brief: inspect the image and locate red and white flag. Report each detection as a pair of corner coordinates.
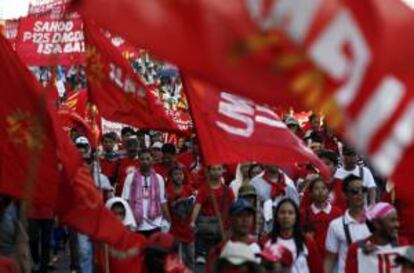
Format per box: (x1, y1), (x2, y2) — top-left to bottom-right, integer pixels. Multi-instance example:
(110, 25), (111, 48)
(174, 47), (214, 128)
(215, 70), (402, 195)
(83, 20), (190, 134)
(184, 77), (329, 177)
(77, 0), (414, 187)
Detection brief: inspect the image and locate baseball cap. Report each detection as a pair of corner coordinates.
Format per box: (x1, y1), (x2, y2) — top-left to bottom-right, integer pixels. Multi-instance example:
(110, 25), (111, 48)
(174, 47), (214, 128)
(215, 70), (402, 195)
(219, 241), (257, 265)
(75, 136), (89, 146)
(238, 185), (257, 198)
(285, 116), (299, 126)
(151, 142), (163, 149)
(229, 198), (255, 216)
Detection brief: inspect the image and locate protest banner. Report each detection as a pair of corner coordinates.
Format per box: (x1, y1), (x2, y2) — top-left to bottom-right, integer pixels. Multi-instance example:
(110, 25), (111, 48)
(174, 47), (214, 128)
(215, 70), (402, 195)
(16, 16), (85, 65)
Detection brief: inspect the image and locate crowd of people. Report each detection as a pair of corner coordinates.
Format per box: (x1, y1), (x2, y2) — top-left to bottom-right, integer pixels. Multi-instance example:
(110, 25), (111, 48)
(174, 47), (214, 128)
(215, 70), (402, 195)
(2, 110), (414, 273)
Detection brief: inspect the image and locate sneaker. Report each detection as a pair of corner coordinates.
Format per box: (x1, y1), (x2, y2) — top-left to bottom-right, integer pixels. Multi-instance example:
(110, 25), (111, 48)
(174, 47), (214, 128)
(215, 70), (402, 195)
(196, 256), (206, 264)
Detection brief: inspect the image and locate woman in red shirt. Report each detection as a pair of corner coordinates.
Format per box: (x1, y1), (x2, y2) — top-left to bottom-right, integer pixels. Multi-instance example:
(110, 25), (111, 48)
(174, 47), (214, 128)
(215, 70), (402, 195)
(164, 166), (196, 270)
(300, 177), (342, 256)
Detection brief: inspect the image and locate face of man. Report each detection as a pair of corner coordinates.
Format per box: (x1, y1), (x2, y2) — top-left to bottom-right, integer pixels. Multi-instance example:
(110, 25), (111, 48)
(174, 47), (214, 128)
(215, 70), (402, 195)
(276, 202), (296, 231)
(249, 165), (263, 179)
(139, 152), (153, 172)
(171, 169), (184, 185)
(102, 137), (115, 153)
(240, 164), (250, 179)
(126, 140), (139, 157)
(309, 141), (323, 153)
(345, 179), (366, 208)
(122, 132), (134, 146)
(150, 148), (163, 163)
(208, 165), (224, 181)
(321, 158), (336, 176)
(343, 153), (358, 169)
(265, 164), (279, 175)
(231, 210), (254, 236)
(376, 211), (400, 241)
(163, 153), (175, 167)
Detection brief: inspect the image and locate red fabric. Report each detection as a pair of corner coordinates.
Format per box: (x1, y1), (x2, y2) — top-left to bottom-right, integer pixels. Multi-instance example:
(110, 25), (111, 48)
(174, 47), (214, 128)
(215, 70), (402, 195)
(300, 205), (342, 256)
(0, 257), (19, 273)
(196, 184), (234, 225)
(184, 78), (330, 178)
(83, 20), (188, 133)
(0, 34), (62, 209)
(115, 157), (139, 196)
(166, 184), (194, 243)
(392, 178), (414, 243)
(176, 151), (193, 170)
(345, 236), (410, 273)
(305, 235), (323, 273)
(78, 0), (414, 211)
(28, 203), (54, 219)
(263, 173), (287, 199)
(16, 16), (85, 66)
(95, 232), (147, 273)
(100, 157), (119, 185)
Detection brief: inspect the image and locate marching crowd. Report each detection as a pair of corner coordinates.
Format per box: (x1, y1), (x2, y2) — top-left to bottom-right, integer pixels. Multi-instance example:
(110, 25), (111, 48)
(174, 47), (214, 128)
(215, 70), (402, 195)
(2, 112), (414, 273)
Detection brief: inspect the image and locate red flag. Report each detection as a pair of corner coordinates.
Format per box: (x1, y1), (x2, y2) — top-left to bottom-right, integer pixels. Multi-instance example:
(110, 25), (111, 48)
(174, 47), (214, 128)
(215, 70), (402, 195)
(77, 0), (414, 192)
(83, 20), (190, 133)
(0, 34), (144, 249)
(184, 77), (329, 177)
(0, 34), (61, 209)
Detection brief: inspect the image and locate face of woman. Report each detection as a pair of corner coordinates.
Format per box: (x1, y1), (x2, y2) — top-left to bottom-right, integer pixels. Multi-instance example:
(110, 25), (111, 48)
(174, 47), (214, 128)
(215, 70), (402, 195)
(276, 202), (297, 230)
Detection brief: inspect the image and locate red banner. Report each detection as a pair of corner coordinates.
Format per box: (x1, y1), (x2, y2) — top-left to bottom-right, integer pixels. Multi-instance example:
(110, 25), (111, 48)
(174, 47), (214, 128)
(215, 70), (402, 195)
(84, 20), (190, 134)
(16, 16), (85, 65)
(184, 77), (329, 177)
(78, 0), (414, 184)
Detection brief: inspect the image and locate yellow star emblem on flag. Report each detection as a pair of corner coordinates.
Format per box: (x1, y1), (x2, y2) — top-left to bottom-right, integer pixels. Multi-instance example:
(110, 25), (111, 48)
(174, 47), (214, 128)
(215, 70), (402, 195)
(85, 46), (105, 87)
(6, 109), (45, 151)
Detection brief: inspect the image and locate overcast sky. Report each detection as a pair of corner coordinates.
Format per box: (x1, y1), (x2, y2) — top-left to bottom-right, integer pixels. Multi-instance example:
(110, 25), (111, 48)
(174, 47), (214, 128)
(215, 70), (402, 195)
(0, 0), (29, 20)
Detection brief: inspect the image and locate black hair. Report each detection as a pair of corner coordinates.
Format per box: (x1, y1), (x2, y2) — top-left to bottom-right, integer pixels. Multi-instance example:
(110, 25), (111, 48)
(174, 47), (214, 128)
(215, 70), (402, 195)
(309, 132), (323, 143)
(342, 174), (363, 193)
(271, 198), (305, 257)
(248, 163), (264, 179)
(317, 149), (339, 166)
(308, 176), (327, 192)
(161, 143), (176, 155)
(121, 127), (135, 137)
(138, 148), (152, 157)
(110, 201), (126, 214)
(102, 132), (116, 141)
(366, 220), (375, 233)
(168, 165), (184, 178)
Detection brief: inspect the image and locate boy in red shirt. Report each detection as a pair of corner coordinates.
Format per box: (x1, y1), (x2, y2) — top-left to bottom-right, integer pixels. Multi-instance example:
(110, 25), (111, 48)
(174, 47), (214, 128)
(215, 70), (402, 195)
(190, 164), (235, 264)
(164, 166), (196, 270)
(301, 177), (342, 256)
(115, 136), (140, 196)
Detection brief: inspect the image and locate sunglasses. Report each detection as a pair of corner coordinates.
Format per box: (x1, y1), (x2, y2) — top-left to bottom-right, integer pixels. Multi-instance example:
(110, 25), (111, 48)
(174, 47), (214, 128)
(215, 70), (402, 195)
(347, 187), (367, 196)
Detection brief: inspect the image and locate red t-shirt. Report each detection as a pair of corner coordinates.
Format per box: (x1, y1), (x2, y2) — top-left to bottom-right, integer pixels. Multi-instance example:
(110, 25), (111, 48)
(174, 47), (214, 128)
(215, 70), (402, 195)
(116, 157), (139, 196)
(154, 162), (192, 188)
(196, 184), (235, 225)
(176, 151), (193, 169)
(100, 157), (119, 185)
(300, 205), (342, 256)
(166, 184), (195, 243)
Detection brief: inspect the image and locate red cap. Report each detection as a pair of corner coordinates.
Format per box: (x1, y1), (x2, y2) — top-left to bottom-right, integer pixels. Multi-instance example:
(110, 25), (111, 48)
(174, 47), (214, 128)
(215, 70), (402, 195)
(261, 244), (293, 267)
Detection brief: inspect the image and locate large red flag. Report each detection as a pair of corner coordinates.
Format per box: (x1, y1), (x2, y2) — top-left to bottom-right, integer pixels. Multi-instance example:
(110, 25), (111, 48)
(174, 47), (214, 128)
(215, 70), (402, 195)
(83, 20), (189, 133)
(184, 77), (329, 177)
(0, 33), (61, 209)
(77, 0), (414, 189)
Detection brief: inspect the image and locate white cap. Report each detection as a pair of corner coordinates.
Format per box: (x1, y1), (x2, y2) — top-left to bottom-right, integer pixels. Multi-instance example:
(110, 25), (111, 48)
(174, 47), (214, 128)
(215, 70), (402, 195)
(151, 142), (163, 149)
(219, 241), (257, 265)
(75, 136), (90, 146)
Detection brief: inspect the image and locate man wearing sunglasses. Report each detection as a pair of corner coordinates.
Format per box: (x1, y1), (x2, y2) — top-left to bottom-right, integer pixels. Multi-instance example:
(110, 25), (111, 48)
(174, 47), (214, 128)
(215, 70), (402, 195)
(323, 175), (371, 273)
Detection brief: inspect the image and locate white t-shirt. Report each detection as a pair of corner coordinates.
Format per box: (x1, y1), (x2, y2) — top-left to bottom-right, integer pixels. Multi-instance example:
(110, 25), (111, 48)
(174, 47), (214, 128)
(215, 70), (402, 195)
(122, 171), (166, 231)
(335, 166), (376, 188)
(265, 237), (310, 273)
(325, 211), (371, 273)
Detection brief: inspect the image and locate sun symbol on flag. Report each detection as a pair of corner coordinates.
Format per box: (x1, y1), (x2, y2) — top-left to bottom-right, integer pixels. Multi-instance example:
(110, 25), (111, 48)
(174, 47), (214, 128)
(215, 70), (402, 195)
(85, 46), (105, 87)
(6, 109), (45, 151)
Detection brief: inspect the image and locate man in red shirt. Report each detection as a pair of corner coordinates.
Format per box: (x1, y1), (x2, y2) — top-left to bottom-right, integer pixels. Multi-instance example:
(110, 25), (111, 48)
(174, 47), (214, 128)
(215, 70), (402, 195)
(100, 132), (120, 186)
(115, 136), (140, 196)
(164, 166), (196, 270)
(190, 164), (235, 264)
